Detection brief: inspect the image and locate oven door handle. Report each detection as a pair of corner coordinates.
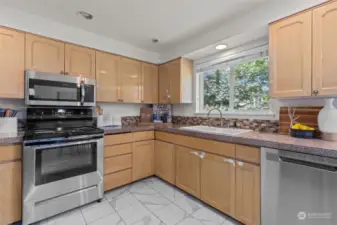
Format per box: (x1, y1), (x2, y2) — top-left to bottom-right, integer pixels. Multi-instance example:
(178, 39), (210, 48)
(81, 82), (85, 105)
(27, 138), (100, 151)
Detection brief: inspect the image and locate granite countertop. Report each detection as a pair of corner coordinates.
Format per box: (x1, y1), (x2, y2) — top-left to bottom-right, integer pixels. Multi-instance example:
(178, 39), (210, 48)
(2, 125), (337, 159)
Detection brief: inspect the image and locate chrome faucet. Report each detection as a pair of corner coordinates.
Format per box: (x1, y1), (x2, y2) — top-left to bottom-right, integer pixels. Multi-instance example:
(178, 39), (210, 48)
(207, 108), (223, 127)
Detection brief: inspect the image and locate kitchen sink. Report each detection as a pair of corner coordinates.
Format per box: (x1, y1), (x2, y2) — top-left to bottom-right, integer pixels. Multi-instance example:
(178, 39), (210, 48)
(180, 125), (252, 136)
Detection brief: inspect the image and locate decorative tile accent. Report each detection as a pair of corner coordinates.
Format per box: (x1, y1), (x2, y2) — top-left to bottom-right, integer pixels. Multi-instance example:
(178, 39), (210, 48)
(153, 104), (172, 122)
(121, 116), (140, 126)
(172, 116), (280, 133)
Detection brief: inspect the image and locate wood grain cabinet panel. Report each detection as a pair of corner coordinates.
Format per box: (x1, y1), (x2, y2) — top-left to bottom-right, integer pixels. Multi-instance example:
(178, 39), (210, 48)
(154, 140), (175, 184)
(269, 11), (312, 98)
(0, 161), (22, 225)
(0, 145), (22, 162)
(168, 59), (181, 104)
(119, 57), (142, 103)
(104, 169), (132, 191)
(104, 133), (133, 146)
(235, 145), (260, 164)
(175, 146), (201, 198)
(235, 161), (260, 225)
(133, 140), (154, 181)
(65, 44), (95, 78)
(201, 154), (235, 217)
(313, 1), (337, 96)
(104, 143), (132, 158)
(96, 51), (119, 102)
(25, 34), (65, 74)
(133, 131), (154, 142)
(158, 64), (170, 103)
(141, 63), (158, 103)
(104, 154), (132, 175)
(0, 27), (24, 98)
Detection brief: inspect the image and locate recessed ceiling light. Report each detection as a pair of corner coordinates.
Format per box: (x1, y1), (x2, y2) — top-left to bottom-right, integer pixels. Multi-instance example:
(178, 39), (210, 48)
(215, 44), (227, 50)
(152, 38), (159, 44)
(77, 11), (93, 20)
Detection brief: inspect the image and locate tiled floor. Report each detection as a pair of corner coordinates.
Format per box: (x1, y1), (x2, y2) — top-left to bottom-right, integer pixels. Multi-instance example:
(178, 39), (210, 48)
(33, 177), (242, 225)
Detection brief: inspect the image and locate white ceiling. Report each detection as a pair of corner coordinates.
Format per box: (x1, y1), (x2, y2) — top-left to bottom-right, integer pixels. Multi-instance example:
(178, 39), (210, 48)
(0, 0), (268, 54)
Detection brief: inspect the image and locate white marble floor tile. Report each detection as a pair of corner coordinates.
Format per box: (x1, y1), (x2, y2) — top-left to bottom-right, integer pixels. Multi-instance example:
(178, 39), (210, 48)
(176, 217), (204, 225)
(105, 186), (130, 201)
(173, 194), (203, 214)
(118, 201), (151, 225)
(133, 191), (171, 207)
(222, 217), (243, 225)
(148, 202), (188, 225)
(192, 207), (227, 225)
(147, 179), (185, 202)
(130, 213), (163, 225)
(81, 200), (115, 224)
(110, 193), (142, 212)
(47, 209), (85, 225)
(128, 182), (158, 195)
(88, 213), (125, 225)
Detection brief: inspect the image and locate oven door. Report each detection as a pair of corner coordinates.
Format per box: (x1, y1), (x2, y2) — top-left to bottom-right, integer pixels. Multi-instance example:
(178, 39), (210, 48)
(23, 136), (104, 204)
(25, 70), (95, 106)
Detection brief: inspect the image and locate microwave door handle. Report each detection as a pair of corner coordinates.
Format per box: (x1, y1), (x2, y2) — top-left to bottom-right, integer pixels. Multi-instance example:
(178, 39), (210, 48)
(29, 139), (99, 151)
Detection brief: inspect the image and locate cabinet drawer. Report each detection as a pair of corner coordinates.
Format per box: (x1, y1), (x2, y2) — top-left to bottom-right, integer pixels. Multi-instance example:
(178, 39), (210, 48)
(133, 131), (154, 142)
(235, 145), (260, 164)
(104, 169), (132, 191)
(104, 154), (132, 175)
(0, 145), (22, 162)
(104, 143), (132, 158)
(104, 133), (132, 146)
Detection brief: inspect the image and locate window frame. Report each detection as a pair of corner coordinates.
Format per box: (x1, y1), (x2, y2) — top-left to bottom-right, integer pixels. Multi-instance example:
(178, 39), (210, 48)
(195, 44), (275, 117)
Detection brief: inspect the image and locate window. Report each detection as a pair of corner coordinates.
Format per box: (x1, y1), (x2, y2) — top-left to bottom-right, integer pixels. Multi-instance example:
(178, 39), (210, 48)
(197, 45), (270, 115)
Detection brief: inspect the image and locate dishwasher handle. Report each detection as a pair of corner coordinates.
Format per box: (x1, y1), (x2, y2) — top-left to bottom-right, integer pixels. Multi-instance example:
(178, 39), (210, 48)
(279, 156), (337, 172)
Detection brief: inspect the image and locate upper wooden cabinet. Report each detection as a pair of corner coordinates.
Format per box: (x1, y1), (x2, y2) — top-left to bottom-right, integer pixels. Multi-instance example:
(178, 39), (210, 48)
(175, 145), (201, 198)
(118, 57), (142, 103)
(201, 153), (235, 217)
(96, 51), (120, 102)
(25, 34), (65, 74)
(142, 63), (158, 103)
(133, 140), (154, 181)
(154, 140), (175, 185)
(65, 43), (95, 78)
(313, 1), (337, 96)
(235, 161), (260, 225)
(158, 58), (193, 104)
(0, 27), (25, 99)
(269, 11), (312, 98)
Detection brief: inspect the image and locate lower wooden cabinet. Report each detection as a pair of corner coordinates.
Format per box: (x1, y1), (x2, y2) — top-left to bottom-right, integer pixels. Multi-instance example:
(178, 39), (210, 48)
(104, 154), (132, 175)
(154, 140), (175, 184)
(235, 161), (260, 225)
(104, 169), (132, 191)
(200, 153), (236, 217)
(0, 161), (22, 225)
(175, 146), (201, 198)
(133, 140), (154, 181)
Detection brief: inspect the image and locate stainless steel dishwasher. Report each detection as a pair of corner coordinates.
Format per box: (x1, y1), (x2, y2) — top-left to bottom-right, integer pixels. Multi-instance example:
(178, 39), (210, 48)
(262, 148), (337, 225)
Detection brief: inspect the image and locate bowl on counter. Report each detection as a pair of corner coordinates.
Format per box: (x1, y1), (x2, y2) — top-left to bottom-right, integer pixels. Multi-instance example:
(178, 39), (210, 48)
(290, 128), (316, 139)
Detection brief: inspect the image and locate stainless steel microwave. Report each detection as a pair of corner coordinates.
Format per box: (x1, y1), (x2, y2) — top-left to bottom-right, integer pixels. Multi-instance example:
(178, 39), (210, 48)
(25, 71), (96, 106)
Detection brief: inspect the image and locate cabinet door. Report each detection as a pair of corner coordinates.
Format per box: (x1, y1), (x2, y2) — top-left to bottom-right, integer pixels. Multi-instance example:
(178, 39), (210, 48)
(313, 1), (337, 96)
(235, 161), (260, 225)
(142, 63), (158, 103)
(25, 34), (65, 74)
(175, 146), (201, 198)
(269, 11), (312, 98)
(65, 44), (95, 78)
(119, 57), (142, 103)
(0, 161), (22, 225)
(201, 154), (235, 217)
(168, 59), (181, 103)
(0, 27), (24, 98)
(133, 140), (154, 181)
(96, 51), (119, 102)
(158, 64), (170, 103)
(154, 140), (175, 184)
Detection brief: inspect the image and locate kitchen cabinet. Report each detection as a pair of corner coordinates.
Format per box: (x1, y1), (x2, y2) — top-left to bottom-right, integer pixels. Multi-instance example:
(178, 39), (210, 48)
(118, 57), (142, 103)
(175, 146), (201, 198)
(104, 169), (132, 191)
(104, 154), (132, 175)
(158, 58), (193, 104)
(154, 140), (175, 184)
(269, 11), (312, 98)
(0, 27), (25, 99)
(313, 1), (337, 96)
(142, 63), (158, 103)
(65, 43), (95, 78)
(200, 153), (235, 217)
(25, 34), (65, 74)
(133, 140), (154, 181)
(96, 51), (120, 102)
(235, 161), (260, 225)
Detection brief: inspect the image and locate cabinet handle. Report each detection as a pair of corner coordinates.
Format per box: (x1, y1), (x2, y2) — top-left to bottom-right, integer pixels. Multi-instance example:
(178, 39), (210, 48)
(237, 161), (244, 167)
(190, 151), (200, 157)
(313, 90), (319, 95)
(226, 159), (235, 166)
(199, 152), (206, 159)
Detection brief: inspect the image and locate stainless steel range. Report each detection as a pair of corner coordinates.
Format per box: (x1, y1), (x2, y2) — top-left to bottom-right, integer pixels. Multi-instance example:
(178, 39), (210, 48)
(23, 74), (104, 225)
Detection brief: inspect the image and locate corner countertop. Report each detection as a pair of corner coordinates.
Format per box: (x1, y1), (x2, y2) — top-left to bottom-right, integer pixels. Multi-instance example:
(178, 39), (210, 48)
(2, 125), (337, 159)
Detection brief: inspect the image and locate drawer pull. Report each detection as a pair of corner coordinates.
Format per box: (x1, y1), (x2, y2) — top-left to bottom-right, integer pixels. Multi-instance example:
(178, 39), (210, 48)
(227, 159), (235, 166)
(237, 161), (244, 167)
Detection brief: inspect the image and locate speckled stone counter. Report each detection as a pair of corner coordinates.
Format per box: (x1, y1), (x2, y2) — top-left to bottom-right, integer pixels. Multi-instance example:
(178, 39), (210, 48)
(0, 132), (24, 146)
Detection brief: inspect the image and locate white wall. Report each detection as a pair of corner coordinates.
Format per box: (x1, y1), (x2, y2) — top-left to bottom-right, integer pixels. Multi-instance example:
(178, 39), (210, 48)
(0, 6), (160, 64)
(160, 0), (327, 62)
